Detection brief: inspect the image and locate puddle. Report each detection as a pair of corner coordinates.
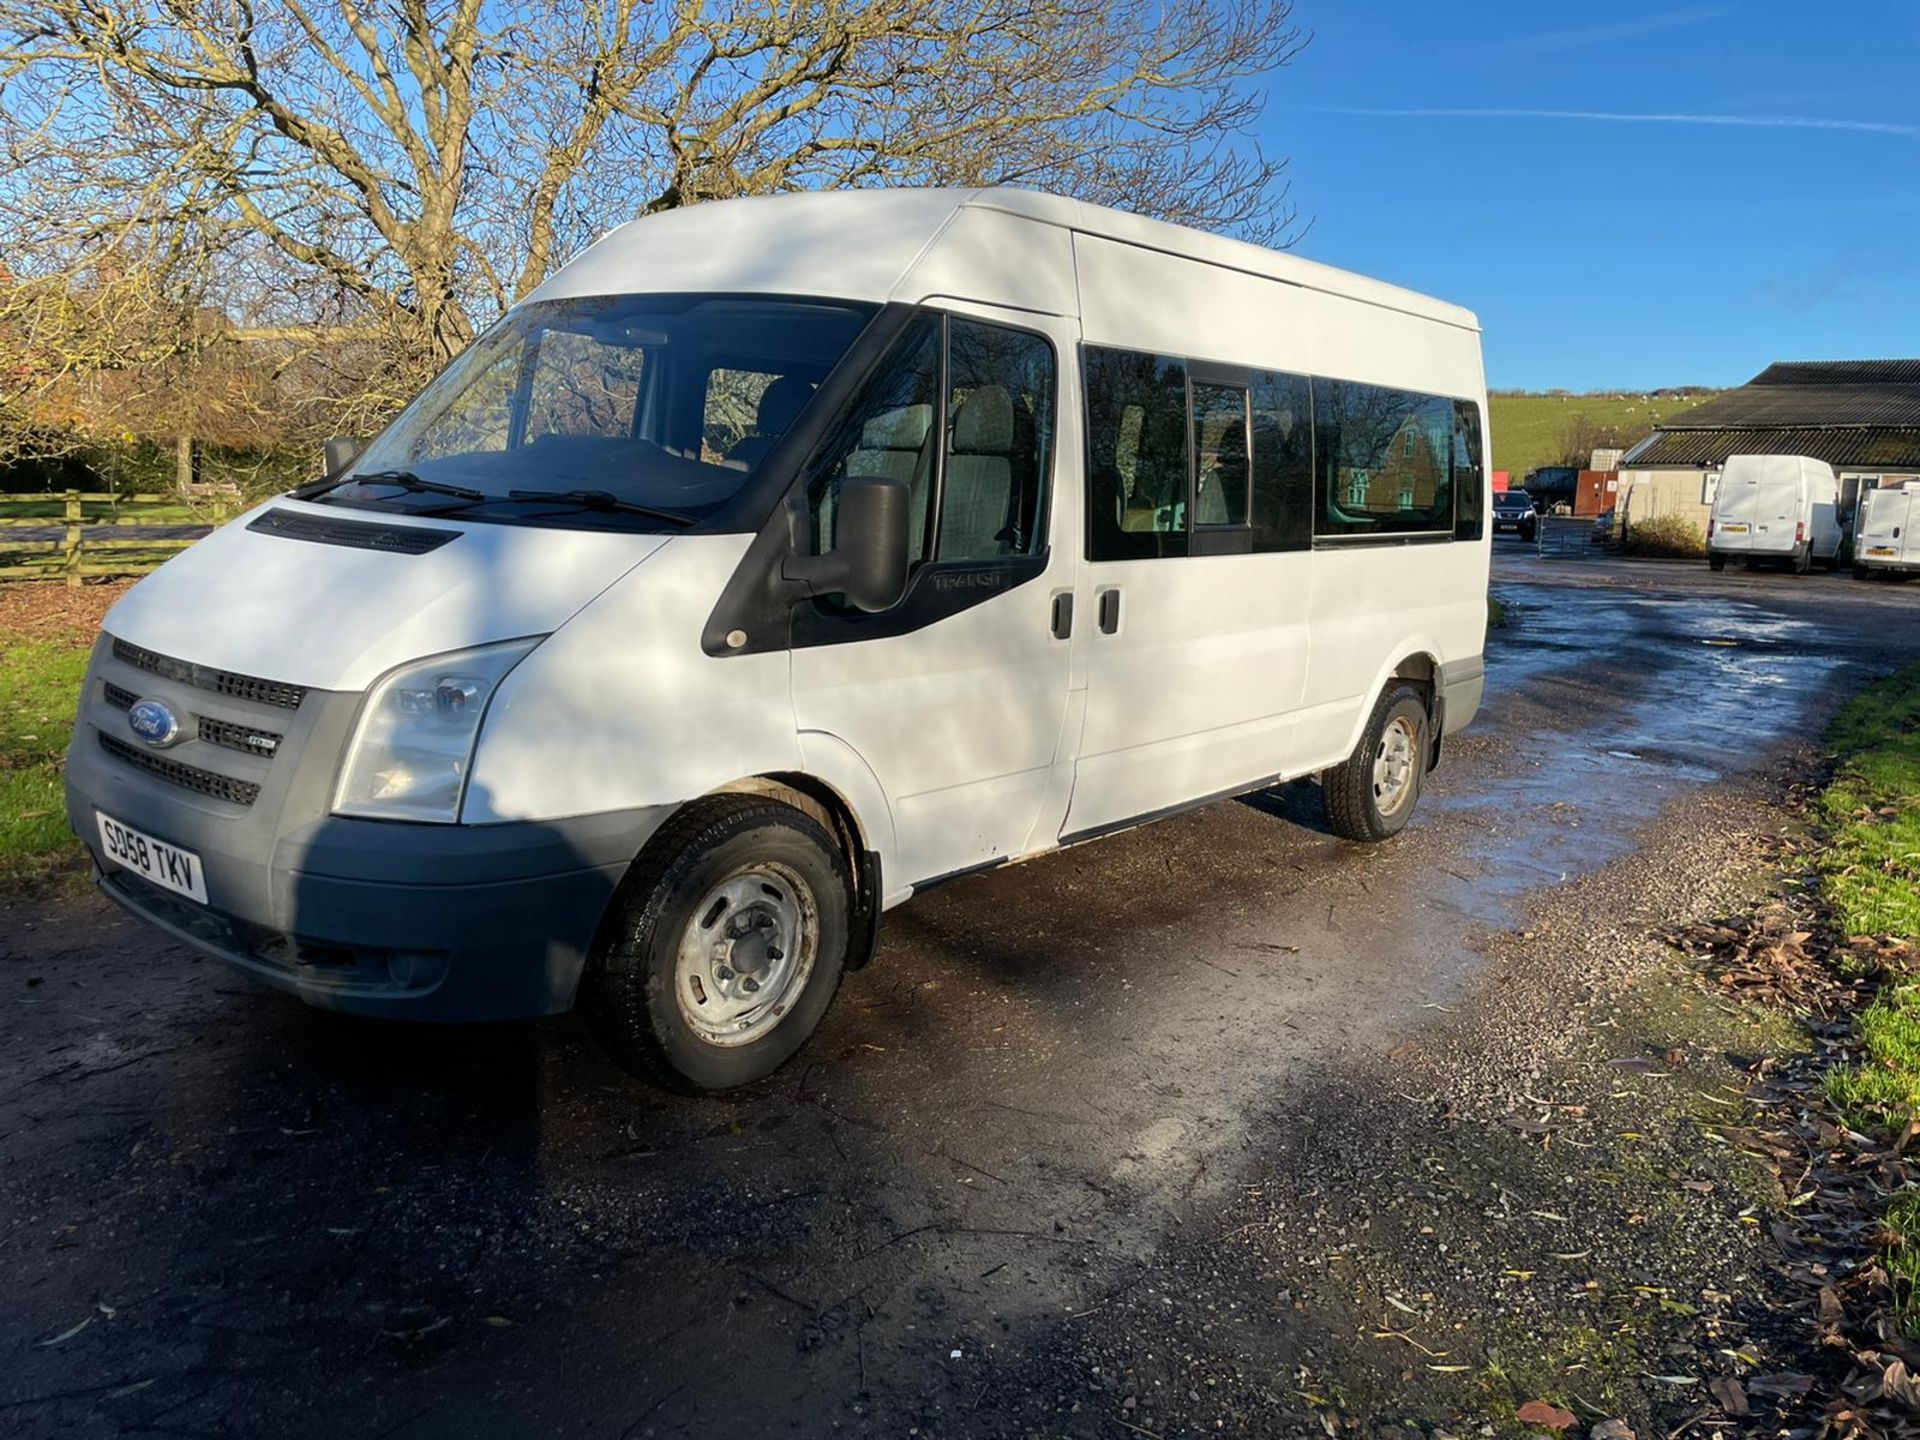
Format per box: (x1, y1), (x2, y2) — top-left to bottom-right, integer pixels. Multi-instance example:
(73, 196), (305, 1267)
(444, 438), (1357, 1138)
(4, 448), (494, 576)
(1439, 584), (1855, 927)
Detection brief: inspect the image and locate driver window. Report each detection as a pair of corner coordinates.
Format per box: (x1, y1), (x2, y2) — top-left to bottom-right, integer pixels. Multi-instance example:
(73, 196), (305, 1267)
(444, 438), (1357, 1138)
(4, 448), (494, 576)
(805, 315), (940, 562)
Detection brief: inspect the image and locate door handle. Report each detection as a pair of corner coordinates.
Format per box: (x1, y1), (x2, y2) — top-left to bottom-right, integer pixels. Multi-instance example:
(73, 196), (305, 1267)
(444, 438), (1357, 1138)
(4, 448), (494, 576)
(1097, 588), (1121, 635)
(1051, 592), (1074, 640)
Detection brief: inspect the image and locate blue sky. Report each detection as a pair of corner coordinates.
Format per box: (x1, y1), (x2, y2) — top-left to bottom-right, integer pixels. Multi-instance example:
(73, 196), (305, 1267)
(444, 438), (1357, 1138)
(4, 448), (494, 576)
(1261, 3), (1920, 391)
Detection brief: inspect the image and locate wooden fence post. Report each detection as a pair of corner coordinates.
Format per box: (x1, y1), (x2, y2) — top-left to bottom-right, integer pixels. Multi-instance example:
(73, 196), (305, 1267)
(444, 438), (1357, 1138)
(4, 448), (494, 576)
(63, 490), (83, 588)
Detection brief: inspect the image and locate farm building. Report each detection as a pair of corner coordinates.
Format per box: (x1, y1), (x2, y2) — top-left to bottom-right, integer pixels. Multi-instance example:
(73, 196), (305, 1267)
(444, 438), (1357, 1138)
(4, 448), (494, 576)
(1615, 360), (1920, 534)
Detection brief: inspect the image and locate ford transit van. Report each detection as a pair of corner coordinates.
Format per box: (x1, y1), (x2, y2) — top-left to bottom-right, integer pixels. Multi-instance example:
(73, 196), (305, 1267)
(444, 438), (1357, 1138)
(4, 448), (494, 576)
(1854, 480), (1920, 579)
(66, 188), (1491, 1092)
(1707, 453), (1842, 573)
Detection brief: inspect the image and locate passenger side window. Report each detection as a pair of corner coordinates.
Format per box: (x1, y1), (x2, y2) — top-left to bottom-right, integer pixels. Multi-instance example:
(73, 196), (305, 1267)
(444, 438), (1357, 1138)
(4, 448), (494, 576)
(936, 318), (1054, 561)
(523, 329), (647, 442)
(1250, 370), (1313, 552)
(1312, 380), (1456, 537)
(1453, 401), (1485, 541)
(1086, 347), (1191, 560)
(805, 314), (939, 563)
(1191, 383), (1250, 528)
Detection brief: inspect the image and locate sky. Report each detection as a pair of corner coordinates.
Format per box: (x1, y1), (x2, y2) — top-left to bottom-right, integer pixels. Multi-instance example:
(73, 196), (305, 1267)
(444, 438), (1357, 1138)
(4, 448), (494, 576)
(1260, 3), (1920, 391)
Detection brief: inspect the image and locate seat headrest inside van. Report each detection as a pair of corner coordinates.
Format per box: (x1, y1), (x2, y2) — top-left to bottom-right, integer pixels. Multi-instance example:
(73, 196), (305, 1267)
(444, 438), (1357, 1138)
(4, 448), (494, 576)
(953, 387), (1014, 454)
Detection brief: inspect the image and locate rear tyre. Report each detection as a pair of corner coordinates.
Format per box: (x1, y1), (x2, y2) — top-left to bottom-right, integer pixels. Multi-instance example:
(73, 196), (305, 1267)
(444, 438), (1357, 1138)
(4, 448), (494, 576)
(583, 795), (851, 1094)
(1853, 562), (1872, 581)
(1707, 554), (1726, 572)
(1323, 683), (1430, 843)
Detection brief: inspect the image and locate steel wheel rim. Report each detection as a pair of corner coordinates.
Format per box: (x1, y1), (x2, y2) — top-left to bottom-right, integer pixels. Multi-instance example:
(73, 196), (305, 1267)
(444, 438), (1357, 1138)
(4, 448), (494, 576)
(674, 861), (818, 1047)
(1372, 715), (1418, 816)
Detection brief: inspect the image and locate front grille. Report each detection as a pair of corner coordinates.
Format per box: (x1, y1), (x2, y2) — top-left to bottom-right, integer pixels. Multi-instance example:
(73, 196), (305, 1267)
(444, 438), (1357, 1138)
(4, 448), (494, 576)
(247, 507), (459, 556)
(103, 680), (138, 710)
(197, 715), (282, 758)
(98, 733), (261, 806)
(112, 639), (307, 711)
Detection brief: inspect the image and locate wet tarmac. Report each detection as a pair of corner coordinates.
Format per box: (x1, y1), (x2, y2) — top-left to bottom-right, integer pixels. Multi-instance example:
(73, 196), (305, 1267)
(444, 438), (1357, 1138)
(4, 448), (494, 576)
(3, 559), (1917, 1438)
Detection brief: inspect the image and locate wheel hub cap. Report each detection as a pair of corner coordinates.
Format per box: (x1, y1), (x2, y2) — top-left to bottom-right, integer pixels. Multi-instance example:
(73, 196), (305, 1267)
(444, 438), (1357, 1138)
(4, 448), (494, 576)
(1372, 715), (1418, 816)
(675, 863), (817, 1047)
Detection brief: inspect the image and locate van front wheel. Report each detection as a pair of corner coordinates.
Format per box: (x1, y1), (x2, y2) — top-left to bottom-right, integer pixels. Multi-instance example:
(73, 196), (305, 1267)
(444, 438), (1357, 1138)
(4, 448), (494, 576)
(584, 796), (851, 1093)
(1323, 683), (1430, 843)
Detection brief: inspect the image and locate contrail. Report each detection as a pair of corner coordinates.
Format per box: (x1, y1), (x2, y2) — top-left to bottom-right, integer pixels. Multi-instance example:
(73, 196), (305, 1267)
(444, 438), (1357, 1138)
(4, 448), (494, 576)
(1309, 107), (1920, 138)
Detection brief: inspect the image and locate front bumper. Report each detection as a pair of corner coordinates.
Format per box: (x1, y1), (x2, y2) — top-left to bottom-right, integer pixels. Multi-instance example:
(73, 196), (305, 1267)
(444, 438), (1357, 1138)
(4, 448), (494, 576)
(66, 633), (671, 1021)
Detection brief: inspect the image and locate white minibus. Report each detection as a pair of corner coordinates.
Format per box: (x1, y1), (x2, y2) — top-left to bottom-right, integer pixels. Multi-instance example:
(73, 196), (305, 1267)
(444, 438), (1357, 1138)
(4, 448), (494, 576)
(65, 188), (1490, 1092)
(1706, 453), (1842, 573)
(1854, 480), (1920, 579)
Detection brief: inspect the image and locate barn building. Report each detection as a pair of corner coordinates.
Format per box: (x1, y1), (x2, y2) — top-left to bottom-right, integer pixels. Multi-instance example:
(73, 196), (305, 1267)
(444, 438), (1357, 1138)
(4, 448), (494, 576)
(1615, 359), (1920, 534)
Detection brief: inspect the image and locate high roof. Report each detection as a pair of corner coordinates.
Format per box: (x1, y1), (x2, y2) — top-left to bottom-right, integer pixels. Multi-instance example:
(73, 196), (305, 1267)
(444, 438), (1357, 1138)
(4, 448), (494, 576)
(1623, 357), (1920, 471)
(529, 187), (1479, 331)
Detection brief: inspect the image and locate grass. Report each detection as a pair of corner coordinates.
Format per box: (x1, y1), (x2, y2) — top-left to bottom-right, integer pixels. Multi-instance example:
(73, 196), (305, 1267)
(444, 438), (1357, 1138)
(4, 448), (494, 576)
(1815, 663), (1920, 1327)
(1820, 663), (1920, 940)
(0, 637), (89, 886)
(1488, 390), (1718, 482)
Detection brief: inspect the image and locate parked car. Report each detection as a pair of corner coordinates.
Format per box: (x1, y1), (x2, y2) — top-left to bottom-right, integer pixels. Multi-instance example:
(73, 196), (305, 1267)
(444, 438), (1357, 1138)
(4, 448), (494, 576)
(1706, 454), (1842, 573)
(1853, 480), (1920, 580)
(1492, 488), (1537, 539)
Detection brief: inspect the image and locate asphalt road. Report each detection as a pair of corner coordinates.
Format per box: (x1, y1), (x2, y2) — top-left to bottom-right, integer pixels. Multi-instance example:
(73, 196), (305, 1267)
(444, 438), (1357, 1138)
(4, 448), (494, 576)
(3, 545), (1918, 1439)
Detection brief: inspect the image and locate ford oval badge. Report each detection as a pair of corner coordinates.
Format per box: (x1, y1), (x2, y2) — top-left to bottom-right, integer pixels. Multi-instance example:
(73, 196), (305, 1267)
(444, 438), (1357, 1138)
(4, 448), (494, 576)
(128, 697), (182, 748)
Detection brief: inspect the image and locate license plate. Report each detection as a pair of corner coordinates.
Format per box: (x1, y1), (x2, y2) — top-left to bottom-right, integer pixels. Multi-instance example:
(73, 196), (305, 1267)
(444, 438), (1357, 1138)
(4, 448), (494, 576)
(1868, 546), (1897, 557)
(96, 812), (208, 904)
(1720, 523), (1748, 533)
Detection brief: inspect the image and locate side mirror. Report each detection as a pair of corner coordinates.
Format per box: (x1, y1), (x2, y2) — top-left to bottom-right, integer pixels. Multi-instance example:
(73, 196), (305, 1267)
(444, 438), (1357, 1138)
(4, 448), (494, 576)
(322, 437), (366, 480)
(782, 474), (911, 613)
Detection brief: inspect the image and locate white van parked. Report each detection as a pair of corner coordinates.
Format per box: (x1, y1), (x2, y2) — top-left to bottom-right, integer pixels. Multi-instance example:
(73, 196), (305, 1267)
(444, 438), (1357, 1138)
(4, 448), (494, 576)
(1706, 453), (1842, 573)
(66, 188), (1491, 1092)
(1854, 480), (1920, 579)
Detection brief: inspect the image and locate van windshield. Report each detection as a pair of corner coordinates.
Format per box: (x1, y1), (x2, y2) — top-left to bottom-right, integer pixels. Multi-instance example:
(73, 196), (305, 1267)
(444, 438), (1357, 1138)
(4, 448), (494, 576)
(317, 294), (876, 529)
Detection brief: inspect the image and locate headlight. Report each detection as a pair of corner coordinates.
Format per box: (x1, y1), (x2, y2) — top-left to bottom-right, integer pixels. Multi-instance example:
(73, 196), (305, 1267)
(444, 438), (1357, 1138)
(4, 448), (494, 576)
(334, 638), (541, 822)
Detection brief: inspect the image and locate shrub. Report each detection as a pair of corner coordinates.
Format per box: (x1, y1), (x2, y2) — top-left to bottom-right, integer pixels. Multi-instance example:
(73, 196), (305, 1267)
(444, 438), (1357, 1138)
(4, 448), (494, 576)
(1620, 513), (1705, 559)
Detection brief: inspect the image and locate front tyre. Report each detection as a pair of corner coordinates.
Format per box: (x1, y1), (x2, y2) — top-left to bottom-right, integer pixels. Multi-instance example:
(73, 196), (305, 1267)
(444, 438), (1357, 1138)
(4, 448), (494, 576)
(1322, 682), (1430, 843)
(584, 796), (851, 1093)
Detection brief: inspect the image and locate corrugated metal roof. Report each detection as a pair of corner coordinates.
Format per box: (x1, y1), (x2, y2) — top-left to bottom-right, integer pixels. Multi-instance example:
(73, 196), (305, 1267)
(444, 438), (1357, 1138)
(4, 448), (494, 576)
(1749, 359), (1920, 386)
(1661, 383), (1920, 430)
(1623, 427), (1920, 470)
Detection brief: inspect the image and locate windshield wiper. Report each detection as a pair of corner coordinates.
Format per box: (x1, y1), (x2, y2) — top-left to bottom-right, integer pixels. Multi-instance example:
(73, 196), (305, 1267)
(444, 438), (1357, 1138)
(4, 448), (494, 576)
(503, 488), (697, 527)
(297, 469), (487, 503)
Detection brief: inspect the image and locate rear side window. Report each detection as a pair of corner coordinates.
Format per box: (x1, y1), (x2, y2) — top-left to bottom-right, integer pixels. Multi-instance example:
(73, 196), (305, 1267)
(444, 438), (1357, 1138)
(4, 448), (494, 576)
(1250, 371), (1313, 552)
(1313, 380), (1456, 537)
(1191, 382), (1250, 527)
(1453, 401), (1485, 541)
(1086, 348), (1191, 559)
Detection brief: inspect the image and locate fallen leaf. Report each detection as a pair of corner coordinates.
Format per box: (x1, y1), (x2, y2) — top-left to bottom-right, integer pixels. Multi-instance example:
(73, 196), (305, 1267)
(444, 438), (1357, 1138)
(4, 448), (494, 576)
(1707, 1375), (1748, 1416)
(37, 1317), (92, 1347)
(482, 1315), (514, 1327)
(1745, 1372), (1812, 1397)
(1515, 1399), (1576, 1430)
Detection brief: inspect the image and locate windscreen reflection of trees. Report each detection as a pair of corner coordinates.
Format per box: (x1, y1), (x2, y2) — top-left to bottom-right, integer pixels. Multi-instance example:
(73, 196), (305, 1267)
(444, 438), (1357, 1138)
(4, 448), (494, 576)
(1316, 382), (1456, 535)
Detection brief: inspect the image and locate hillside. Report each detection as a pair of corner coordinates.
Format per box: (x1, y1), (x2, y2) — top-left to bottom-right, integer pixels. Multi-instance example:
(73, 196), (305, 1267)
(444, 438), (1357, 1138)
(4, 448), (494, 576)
(1488, 390), (1719, 480)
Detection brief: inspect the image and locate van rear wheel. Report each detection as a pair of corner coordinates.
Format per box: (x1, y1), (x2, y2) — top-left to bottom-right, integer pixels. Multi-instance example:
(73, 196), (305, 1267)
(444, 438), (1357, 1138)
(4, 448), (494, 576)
(1708, 554), (1726, 572)
(583, 796), (851, 1093)
(1323, 683), (1430, 843)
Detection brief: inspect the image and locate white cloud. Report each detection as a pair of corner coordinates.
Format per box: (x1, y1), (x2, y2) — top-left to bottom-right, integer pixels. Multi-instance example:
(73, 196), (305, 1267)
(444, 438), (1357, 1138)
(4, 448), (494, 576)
(1310, 107), (1920, 139)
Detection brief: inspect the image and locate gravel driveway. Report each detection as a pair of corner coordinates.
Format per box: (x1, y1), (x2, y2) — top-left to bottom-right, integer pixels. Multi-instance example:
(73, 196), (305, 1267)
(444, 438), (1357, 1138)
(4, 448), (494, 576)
(3, 556), (1917, 1438)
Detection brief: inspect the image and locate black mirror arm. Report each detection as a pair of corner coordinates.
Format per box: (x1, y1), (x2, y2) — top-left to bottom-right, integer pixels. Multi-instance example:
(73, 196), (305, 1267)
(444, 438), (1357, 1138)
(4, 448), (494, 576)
(780, 551), (854, 594)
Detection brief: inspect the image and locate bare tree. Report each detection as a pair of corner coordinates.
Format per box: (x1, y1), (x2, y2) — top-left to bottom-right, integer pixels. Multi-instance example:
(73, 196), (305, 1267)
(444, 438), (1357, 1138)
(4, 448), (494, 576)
(0, 0), (1306, 455)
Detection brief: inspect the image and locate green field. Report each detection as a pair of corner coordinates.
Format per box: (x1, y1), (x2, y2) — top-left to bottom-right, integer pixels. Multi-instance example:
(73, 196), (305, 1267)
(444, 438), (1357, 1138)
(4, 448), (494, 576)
(0, 637), (88, 887)
(1488, 390), (1719, 482)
